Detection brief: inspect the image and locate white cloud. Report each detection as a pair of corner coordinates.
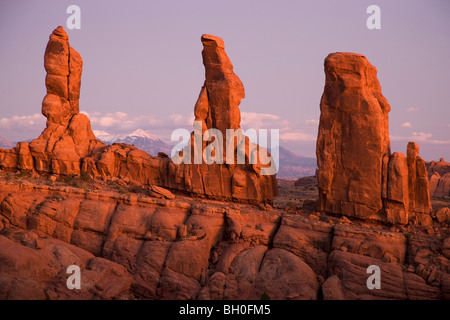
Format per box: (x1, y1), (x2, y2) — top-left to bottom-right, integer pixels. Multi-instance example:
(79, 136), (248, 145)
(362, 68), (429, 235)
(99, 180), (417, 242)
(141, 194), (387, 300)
(411, 131), (432, 141)
(0, 113), (46, 141)
(0, 113), (45, 130)
(82, 110), (162, 131)
(98, 116), (121, 127)
(305, 119), (319, 126)
(406, 107), (419, 112)
(391, 131), (450, 144)
(241, 112), (288, 130)
(169, 113), (193, 126)
(0, 110), (320, 147)
(401, 122), (412, 128)
(280, 130), (316, 142)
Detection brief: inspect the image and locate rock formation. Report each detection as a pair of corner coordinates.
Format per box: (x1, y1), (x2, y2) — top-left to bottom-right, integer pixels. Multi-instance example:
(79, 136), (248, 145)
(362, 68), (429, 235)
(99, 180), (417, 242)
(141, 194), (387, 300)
(0, 179), (448, 300)
(317, 52), (431, 224)
(430, 172), (450, 198)
(427, 158), (450, 177)
(0, 27), (277, 204)
(162, 34), (277, 203)
(0, 27), (104, 176)
(195, 34), (244, 135)
(427, 158), (450, 198)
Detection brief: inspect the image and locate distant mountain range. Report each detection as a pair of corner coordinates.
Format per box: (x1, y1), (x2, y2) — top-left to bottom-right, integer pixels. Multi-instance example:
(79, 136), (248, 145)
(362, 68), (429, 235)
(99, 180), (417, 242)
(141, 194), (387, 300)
(271, 146), (316, 179)
(94, 129), (173, 156)
(94, 130), (318, 179)
(3, 129), (317, 179)
(0, 136), (14, 149)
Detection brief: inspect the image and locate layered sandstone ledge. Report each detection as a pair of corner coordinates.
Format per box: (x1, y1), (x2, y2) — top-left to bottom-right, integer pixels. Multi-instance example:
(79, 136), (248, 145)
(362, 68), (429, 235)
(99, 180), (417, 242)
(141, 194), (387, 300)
(0, 178), (449, 299)
(0, 27), (277, 205)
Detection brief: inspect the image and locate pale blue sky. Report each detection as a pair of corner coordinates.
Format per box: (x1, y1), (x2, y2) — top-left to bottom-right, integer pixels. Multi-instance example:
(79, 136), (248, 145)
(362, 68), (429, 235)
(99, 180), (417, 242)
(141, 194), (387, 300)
(0, 0), (449, 160)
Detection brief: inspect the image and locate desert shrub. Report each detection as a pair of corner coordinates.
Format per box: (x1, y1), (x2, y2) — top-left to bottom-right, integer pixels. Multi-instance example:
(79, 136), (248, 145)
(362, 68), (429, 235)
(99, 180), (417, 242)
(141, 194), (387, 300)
(285, 201), (297, 210)
(116, 185), (129, 194)
(260, 292), (271, 300)
(64, 174), (76, 185)
(19, 169), (30, 177)
(80, 170), (90, 181)
(128, 183), (142, 193)
(64, 173), (89, 190)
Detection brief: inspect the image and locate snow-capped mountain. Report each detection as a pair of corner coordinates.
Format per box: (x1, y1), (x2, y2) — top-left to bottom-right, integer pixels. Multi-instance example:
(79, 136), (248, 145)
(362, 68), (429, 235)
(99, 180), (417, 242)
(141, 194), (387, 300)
(0, 136), (14, 149)
(93, 130), (316, 179)
(94, 129), (173, 156)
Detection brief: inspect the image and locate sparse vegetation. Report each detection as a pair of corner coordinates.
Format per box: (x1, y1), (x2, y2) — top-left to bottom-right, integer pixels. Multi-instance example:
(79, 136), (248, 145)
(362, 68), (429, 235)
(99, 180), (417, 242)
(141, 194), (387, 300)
(19, 169), (30, 177)
(285, 201), (297, 211)
(274, 178), (317, 211)
(116, 185), (129, 194)
(260, 292), (271, 300)
(64, 173), (89, 190)
(80, 170), (90, 181)
(128, 183), (143, 194)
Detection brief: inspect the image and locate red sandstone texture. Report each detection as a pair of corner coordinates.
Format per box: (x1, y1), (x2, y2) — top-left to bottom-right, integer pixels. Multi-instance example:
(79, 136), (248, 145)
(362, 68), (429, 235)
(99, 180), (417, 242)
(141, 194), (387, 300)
(0, 179), (448, 300)
(0, 27), (277, 205)
(317, 53), (431, 225)
(427, 159), (450, 198)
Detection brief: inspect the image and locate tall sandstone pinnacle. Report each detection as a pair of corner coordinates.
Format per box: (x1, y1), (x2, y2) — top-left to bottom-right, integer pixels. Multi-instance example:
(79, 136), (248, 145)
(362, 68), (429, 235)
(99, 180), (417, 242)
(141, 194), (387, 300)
(166, 34), (277, 203)
(195, 34), (244, 134)
(28, 26), (104, 175)
(42, 26), (82, 125)
(317, 52), (431, 224)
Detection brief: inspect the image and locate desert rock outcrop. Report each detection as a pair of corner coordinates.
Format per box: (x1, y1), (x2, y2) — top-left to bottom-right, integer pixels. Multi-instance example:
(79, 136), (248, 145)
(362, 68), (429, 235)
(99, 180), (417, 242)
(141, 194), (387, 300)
(0, 179), (448, 300)
(317, 52), (431, 224)
(427, 159), (450, 197)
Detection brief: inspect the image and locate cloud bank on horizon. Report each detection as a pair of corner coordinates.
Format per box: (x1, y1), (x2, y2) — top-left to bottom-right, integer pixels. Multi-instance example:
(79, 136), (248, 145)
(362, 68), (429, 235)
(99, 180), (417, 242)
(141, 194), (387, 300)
(0, 108), (448, 161)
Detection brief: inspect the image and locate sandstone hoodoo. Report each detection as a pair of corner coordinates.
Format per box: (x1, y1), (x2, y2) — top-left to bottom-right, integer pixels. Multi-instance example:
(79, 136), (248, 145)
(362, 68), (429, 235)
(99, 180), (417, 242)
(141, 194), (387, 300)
(0, 26), (105, 176)
(316, 52), (431, 225)
(0, 27), (277, 204)
(195, 34), (244, 134)
(165, 34), (278, 203)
